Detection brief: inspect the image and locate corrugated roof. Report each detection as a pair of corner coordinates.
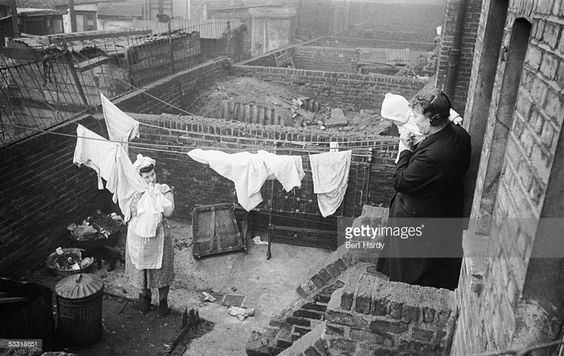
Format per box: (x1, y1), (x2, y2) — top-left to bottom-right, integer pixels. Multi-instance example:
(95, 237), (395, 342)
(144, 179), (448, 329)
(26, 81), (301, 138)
(16, 8), (67, 16)
(358, 47), (412, 66)
(10, 30), (190, 56)
(16, 0), (122, 8)
(385, 48), (411, 64)
(98, 18), (244, 38)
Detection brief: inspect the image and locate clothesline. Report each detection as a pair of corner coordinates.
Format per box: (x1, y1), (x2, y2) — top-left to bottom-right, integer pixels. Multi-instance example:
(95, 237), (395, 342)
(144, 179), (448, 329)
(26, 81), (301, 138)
(3, 122), (387, 159)
(136, 120), (397, 146)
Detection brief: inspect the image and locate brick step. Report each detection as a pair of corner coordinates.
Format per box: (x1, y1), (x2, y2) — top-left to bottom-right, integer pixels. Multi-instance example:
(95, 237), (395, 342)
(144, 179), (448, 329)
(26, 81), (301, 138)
(321, 280), (345, 294)
(301, 302), (327, 312)
(286, 316), (312, 327)
(313, 294), (331, 304)
(269, 319), (291, 328)
(275, 338), (293, 349)
(293, 309), (325, 320)
(293, 326), (312, 336)
(246, 347), (285, 356)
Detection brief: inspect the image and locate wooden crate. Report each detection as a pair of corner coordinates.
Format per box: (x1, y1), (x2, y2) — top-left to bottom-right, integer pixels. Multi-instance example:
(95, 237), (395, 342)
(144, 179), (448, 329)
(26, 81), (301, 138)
(191, 204), (247, 259)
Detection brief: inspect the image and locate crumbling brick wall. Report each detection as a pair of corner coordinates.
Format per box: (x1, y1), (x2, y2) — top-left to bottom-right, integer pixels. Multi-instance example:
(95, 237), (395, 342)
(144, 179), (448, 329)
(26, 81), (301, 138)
(278, 266), (457, 355)
(233, 65), (426, 111)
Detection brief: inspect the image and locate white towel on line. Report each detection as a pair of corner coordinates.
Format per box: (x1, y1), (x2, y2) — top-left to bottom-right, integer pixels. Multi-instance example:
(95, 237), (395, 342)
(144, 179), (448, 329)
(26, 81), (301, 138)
(187, 149), (305, 211)
(309, 150), (352, 218)
(73, 125), (148, 222)
(101, 93), (139, 152)
(73, 124), (119, 189)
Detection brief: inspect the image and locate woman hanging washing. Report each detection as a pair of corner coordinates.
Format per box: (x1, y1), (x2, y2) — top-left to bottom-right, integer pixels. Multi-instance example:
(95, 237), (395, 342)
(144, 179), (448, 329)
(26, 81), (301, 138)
(129, 154), (175, 316)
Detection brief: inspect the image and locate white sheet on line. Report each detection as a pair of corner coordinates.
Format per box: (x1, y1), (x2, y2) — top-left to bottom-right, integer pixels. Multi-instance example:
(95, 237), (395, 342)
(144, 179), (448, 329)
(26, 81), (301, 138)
(187, 149), (305, 211)
(309, 150), (352, 218)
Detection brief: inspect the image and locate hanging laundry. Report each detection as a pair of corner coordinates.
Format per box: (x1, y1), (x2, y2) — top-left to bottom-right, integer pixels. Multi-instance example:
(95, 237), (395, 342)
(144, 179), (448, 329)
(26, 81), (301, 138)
(188, 149), (267, 211)
(73, 124), (119, 189)
(187, 149), (304, 211)
(105, 146), (148, 222)
(73, 125), (148, 222)
(256, 150), (305, 191)
(310, 150), (352, 218)
(101, 93), (140, 151)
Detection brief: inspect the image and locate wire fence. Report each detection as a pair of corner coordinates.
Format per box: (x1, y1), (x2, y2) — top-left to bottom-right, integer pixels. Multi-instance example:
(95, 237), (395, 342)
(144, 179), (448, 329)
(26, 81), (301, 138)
(0, 19), (249, 146)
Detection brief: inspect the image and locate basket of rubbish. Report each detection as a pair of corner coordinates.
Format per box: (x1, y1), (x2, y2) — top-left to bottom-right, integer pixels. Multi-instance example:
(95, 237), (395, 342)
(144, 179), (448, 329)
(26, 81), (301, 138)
(67, 210), (124, 250)
(46, 248), (95, 277)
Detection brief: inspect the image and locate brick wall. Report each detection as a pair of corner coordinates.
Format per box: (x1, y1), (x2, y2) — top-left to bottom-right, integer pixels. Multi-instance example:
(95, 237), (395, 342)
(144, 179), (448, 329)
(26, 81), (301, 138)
(309, 36), (437, 52)
(436, 0), (483, 113)
(127, 113), (398, 220)
(128, 33), (202, 86)
(114, 58), (230, 115)
(453, 0), (564, 353)
(240, 46), (297, 67)
(293, 46), (359, 73)
(0, 116), (114, 277)
(233, 64), (426, 111)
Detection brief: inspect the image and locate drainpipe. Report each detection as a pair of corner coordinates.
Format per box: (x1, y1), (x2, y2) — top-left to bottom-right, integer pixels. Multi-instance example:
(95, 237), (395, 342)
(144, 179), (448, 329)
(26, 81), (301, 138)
(444, 0), (469, 100)
(68, 0), (77, 32)
(10, 0), (18, 37)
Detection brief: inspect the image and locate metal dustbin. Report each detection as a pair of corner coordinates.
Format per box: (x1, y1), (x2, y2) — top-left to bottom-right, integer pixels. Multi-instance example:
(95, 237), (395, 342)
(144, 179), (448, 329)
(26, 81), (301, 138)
(55, 273), (104, 349)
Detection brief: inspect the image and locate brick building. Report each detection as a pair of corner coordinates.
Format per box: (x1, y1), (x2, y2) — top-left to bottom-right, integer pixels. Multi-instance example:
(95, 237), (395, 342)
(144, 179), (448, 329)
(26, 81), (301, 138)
(438, 0), (564, 353)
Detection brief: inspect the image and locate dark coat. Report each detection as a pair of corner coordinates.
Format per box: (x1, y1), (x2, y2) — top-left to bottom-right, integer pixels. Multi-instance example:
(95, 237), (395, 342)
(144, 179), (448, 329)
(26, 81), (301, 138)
(377, 122), (471, 290)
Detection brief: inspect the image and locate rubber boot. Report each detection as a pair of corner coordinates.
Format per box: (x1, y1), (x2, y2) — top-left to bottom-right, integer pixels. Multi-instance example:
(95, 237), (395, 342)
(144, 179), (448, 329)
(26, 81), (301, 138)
(138, 292), (151, 313)
(157, 298), (169, 317)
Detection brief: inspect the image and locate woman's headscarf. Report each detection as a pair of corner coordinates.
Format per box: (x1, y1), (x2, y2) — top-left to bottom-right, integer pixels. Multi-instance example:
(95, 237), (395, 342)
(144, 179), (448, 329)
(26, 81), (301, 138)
(133, 154), (156, 173)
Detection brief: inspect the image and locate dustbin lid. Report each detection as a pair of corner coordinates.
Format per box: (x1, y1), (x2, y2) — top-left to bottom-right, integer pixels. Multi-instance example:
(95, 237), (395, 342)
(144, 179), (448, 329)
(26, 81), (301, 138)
(55, 273), (103, 299)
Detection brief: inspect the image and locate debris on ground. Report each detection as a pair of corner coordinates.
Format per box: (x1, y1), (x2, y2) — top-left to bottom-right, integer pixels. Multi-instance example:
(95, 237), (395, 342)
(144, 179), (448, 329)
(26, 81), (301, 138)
(253, 236), (268, 245)
(188, 76), (397, 136)
(227, 306), (255, 321)
(202, 291), (218, 302)
(325, 108), (349, 127)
